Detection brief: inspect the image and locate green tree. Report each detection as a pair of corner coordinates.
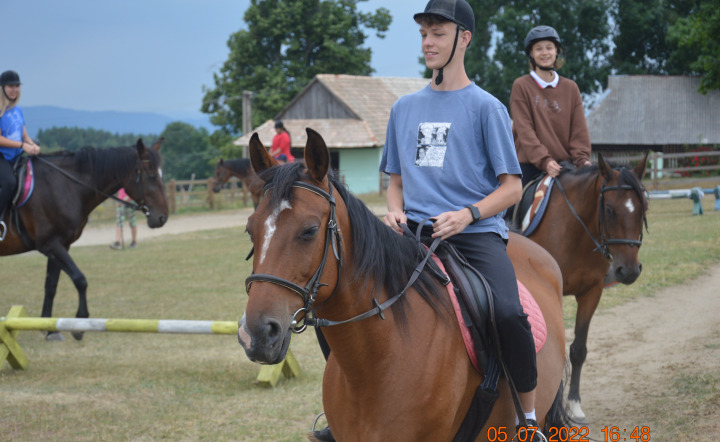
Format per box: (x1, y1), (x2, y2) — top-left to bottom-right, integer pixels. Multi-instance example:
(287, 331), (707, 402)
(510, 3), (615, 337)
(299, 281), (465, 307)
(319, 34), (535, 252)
(201, 0), (391, 136)
(464, 0), (613, 106)
(160, 122), (218, 180)
(667, 0), (720, 92)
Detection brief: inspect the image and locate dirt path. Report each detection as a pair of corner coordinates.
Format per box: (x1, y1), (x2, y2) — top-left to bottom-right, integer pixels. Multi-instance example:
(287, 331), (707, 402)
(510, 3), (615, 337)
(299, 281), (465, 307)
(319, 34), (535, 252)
(76, 209), (720, 439)
(577, 265), (720, 439)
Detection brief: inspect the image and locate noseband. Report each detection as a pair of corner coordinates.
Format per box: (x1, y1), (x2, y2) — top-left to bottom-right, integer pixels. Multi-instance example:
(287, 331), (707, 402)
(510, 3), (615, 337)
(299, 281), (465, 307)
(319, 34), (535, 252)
(555, 175), (646, 261)
(244, 181), (343, 333)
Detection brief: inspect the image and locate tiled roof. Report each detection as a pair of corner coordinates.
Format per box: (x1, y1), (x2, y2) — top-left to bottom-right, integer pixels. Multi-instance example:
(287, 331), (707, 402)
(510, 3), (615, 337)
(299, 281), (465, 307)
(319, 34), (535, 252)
(587, 75), (720, 146)
(235, 74), (429, 148)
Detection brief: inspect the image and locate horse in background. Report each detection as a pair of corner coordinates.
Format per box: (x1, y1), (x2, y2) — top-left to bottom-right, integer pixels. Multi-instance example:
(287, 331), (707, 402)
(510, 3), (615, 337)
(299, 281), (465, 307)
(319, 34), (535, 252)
(211, 158), (263, 209)
(238, 129), (570, 440)
(515, 152), (649, 421)
(0, 139), (169, 341)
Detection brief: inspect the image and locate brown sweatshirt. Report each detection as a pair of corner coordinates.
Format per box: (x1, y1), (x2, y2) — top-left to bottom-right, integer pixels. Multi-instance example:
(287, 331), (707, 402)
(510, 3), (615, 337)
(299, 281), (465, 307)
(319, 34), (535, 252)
(510, 74), (591, 170)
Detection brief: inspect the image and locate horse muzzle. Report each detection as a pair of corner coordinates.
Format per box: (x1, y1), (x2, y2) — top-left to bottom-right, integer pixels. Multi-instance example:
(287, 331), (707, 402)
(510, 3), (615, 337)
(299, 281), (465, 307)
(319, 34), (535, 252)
(613, 261), (642, 285)
(237, 313), (292, 364)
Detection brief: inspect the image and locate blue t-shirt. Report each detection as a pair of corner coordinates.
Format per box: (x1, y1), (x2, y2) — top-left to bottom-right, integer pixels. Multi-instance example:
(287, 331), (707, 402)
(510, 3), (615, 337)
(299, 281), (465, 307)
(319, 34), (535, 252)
(0, 106), (25, 161)
(379, 83), (521, 238)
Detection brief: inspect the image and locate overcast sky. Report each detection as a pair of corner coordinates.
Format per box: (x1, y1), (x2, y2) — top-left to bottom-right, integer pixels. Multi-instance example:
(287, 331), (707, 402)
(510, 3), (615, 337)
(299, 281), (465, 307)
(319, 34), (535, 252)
(5, 0), (425, 120)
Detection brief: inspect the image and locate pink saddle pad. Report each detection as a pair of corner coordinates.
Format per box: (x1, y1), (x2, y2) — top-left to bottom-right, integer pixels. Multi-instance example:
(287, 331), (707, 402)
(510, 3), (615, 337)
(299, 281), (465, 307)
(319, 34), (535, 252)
(432, 255), (547, 373)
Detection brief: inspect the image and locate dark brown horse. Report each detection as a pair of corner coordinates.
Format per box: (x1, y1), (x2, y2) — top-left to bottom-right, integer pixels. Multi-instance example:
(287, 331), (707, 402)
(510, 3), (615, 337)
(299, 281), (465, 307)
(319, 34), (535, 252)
(520, 153), (649, 421)
(238, 129), (570, 441)
(0, 139), (168, 340)
(211, 158), (263, 209)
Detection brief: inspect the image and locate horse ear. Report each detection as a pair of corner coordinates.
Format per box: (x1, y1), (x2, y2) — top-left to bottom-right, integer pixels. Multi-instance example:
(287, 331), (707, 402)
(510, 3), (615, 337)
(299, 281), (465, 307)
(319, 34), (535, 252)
(634, 150), (650, 181)
(136, 138), (147, 156)
(150, 137), (164, 152)
(218, 158), (224, 166)
(249, 132), (277, 172)
(304, 128), (329, 182)
(598, 152), (614, 180)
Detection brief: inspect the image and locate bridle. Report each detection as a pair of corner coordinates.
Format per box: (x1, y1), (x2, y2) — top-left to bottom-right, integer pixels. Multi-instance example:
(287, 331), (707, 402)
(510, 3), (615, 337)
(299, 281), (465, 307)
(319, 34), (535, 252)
(35, 154), (152, 216)
(245, 181), (344, 333)
(554, 173), (646, 261)
(244, 180), (439, 333)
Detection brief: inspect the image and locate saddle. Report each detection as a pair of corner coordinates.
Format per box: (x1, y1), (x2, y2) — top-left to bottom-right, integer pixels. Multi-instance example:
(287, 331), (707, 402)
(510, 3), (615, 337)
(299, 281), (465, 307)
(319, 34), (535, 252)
(415, 235), (547, 442)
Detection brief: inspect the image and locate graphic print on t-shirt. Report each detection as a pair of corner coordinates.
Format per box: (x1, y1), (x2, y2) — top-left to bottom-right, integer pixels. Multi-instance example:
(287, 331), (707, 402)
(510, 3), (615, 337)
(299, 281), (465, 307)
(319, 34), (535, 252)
(415, 122), (450, 168)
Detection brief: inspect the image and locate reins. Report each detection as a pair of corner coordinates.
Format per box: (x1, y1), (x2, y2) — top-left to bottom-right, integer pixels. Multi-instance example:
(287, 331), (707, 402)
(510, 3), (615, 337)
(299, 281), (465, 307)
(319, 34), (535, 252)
(34, 154), (151, 215)
(244, 179), (443, 332)
(553, 172), (644, 261)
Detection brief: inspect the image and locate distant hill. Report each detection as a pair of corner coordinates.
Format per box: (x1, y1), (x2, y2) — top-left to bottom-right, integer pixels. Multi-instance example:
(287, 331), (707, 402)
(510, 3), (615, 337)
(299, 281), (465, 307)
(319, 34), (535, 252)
(23, 106), (215, 138)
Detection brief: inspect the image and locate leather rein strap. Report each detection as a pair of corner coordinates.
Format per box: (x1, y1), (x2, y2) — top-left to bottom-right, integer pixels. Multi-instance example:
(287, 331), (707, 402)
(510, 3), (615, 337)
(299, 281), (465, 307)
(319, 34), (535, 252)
(243, 180), (442, 332)
(34, 155), (151, 215)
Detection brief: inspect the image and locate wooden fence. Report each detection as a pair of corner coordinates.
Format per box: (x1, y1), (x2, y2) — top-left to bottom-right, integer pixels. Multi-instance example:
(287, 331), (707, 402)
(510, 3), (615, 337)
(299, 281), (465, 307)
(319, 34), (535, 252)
(596, 150), (720, 190)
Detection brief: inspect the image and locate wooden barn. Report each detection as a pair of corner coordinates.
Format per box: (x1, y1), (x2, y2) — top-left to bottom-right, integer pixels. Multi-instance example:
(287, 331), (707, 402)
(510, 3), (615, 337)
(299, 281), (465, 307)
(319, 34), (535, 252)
(234, 74), (429, 195)
(587, 75), (720, 154)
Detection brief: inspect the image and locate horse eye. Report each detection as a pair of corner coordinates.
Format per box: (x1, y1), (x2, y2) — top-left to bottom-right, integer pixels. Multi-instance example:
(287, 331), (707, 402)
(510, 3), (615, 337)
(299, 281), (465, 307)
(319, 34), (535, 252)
(301, 226), (319, 240)
(606, 206), (615, 216)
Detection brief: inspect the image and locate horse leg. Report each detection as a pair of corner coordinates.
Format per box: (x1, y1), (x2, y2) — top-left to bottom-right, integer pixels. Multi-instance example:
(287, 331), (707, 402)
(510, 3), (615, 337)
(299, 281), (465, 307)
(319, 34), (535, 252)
(44, 245), (90, 341)
(568, 286), (603, 422)
(42, 256), (65, 341)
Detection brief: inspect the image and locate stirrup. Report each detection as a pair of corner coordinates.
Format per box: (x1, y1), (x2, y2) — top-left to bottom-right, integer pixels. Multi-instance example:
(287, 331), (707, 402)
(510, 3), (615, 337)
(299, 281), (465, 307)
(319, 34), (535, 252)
(0, 220), (7, 241)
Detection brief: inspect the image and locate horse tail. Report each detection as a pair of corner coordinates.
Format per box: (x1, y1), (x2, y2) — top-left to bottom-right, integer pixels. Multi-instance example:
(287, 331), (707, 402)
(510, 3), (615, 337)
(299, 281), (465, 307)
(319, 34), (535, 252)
(544, 380), (573, 432)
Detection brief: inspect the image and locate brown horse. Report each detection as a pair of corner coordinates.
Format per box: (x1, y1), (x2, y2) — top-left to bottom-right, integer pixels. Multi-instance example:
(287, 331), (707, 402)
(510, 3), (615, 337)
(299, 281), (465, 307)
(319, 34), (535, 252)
(0, 139), (168, 340)
(238, 129), (570, 441)
(520, 153), (649, 421)
(211, 158), (263, 209)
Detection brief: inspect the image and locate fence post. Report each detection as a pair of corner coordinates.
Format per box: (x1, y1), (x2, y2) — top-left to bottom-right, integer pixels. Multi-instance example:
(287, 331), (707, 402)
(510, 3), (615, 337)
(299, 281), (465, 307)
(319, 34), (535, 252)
(652, 152), (659, 190)
(207, 178), (214, 210)
(168, 179), (177, 214)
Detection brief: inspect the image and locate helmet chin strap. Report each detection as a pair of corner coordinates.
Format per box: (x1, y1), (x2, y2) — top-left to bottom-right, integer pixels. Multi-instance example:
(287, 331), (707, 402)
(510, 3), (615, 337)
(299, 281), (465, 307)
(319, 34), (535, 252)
(530, 56), (557, 72)
(435, 25), (460, 86)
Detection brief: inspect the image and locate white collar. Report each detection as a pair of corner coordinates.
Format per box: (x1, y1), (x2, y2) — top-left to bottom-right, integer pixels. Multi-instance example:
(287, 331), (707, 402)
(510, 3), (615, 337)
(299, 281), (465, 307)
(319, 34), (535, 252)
(530, 70), (559, 88)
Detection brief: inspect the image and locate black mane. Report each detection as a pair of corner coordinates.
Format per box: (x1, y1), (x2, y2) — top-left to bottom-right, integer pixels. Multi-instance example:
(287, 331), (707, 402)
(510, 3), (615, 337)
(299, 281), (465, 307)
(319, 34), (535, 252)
(257, 163), (450, 328)
(40, 145), (160, 188)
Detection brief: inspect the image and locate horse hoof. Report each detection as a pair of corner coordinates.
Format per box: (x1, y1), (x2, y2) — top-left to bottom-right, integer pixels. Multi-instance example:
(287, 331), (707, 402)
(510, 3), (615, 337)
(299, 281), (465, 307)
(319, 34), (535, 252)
(568, 399), (587, 423)
(71, 331), (85, 341)
(45, 331), (65, 342)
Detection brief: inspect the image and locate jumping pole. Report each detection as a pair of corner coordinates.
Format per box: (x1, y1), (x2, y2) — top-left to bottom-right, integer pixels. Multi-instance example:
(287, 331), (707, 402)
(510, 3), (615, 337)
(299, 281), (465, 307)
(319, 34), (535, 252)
(0, 305), (300, 386)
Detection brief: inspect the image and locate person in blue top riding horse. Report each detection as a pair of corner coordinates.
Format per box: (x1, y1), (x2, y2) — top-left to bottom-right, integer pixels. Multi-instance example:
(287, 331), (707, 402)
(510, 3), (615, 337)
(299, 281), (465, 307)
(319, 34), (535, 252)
(380, 1), (546, 440)
(0, 70), (41, 240)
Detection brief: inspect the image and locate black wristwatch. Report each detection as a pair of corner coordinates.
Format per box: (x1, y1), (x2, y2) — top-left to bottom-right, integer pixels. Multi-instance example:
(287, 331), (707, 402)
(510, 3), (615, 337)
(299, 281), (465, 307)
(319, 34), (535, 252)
(465, 205), (481, 224)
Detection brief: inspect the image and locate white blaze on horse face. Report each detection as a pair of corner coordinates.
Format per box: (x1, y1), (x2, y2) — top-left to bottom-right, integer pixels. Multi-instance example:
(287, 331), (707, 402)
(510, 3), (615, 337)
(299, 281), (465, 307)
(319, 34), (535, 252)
(259, 200), (292, 264)
(158, 167), (163, 179)
(625, 198), (635, 213)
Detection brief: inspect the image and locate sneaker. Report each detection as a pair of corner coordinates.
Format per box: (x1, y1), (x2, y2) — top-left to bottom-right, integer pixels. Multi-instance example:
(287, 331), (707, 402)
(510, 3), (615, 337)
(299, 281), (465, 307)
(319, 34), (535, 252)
(129, 241), (137, 248)
(110, 242), (122, 250)
(312, 426), (335, 441)
(515, 420), (547, 442)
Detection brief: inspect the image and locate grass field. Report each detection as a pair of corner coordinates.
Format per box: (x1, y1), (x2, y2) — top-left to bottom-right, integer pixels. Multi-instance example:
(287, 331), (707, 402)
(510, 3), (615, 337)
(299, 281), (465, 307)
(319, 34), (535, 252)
(1, 192), (719, 441)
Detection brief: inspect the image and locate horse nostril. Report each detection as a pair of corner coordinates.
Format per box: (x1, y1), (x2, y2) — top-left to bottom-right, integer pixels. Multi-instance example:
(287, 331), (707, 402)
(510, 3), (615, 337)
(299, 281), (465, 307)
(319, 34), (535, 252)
(265, 318), (282, 340)
(638, 263), (643, 274)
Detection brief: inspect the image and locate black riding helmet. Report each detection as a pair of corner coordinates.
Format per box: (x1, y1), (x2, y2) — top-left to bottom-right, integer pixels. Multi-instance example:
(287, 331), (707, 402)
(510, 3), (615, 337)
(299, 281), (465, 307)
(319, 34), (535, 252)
(414, 0), (475, 85)
(0, 70), (21, 86)
(524, 26), (562, 71)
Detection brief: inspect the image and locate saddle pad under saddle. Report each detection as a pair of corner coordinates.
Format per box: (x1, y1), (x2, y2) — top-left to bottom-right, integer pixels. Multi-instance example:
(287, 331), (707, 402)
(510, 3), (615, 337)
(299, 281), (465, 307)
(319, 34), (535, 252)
(431, 255), (547, 373)
(519, 175), (554, 236)
(12, 158), (35, 208)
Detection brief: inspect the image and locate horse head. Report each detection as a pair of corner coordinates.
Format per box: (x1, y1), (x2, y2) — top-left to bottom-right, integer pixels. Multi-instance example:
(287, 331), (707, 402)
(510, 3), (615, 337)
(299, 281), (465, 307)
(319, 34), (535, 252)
(238, 129), (341, 364)
(123, 138), (169, 228)
(597, 151), (649, 284)
(211, 158), (231, 193)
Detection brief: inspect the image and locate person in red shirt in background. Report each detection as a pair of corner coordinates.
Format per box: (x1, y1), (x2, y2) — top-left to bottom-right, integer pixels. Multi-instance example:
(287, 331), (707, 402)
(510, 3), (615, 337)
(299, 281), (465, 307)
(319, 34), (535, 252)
(110, 188), (138, 250)
(268, 120), (294, 164)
